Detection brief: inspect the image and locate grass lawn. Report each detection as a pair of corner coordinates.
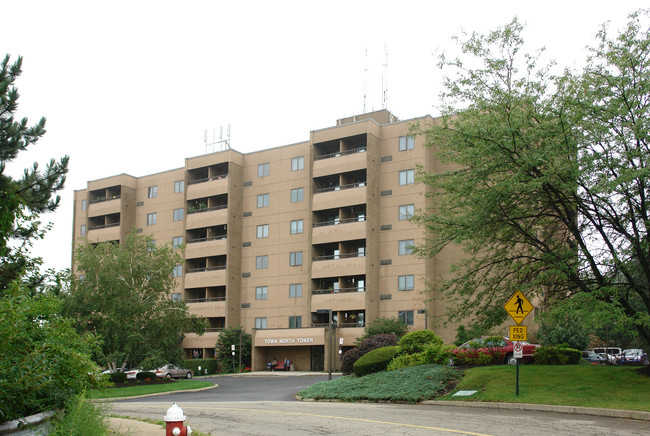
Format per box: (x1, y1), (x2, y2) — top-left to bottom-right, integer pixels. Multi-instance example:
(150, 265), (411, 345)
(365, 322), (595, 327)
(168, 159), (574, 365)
(89, 379), (214, 399)
(298, 365), (460, 403)
(440, 364), (650, 412)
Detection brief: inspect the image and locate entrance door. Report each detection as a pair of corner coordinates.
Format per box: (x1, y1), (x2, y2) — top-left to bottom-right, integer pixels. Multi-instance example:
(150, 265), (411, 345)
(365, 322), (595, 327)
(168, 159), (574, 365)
(311, 345), (324, 371)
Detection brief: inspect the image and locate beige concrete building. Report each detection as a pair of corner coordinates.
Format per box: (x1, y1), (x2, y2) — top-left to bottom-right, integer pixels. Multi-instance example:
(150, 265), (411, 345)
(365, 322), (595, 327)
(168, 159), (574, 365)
(72, 109), (464, 372)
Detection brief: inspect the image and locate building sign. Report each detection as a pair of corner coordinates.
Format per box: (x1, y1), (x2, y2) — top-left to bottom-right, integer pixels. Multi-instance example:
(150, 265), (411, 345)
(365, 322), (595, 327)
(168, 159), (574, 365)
(263, 337), (315, 345)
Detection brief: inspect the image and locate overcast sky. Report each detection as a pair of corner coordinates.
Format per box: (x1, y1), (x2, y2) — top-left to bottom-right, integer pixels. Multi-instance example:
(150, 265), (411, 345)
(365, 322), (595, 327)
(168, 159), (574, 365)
(2, 1), (647, 273)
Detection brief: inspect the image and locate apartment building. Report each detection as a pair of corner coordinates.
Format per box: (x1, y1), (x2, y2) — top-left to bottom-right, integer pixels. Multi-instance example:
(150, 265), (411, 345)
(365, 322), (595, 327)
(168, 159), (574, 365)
(72, 109), (465, 372)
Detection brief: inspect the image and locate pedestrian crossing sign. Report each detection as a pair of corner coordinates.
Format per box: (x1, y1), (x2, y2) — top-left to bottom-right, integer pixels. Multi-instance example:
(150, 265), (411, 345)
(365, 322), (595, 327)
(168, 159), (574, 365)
(504, 291), (533, 324)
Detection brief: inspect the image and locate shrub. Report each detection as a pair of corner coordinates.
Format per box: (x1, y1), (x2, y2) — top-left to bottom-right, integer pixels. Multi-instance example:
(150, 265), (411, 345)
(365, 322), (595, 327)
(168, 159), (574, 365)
(450, 349), (494, 366)
(340, 349), (361, 375)
(355, 317), (409, 344)
(136, 371), (157, 380)
(108, 372), (127, 384)
(353, 346), (399, 377)
(422, 343), (455, 365)
(50, 392), (108, 436)
(398, 330), (443, 354)
(387, 352), (426, 371)
(182, 358), (219, 375)
(535, 346), (582, 365)
(358, 334), (398, 356)
(559, 348), (582, 365)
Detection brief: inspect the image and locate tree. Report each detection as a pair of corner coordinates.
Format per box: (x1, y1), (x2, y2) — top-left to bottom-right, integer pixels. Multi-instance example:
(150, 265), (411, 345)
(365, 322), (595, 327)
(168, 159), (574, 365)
(414, 11), (650, 345)
(215, 326), (252, 372)
(0, 55), (69, 293)
(65, 231), (206, 370)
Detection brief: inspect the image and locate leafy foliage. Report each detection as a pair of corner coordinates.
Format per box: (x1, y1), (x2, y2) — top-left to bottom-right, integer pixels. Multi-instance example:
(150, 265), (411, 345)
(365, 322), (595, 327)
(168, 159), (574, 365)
(536, 310), (591, 350)
(50, 392), (109, 436)
(65, 231), (207, 369)
(358, 333), (398, 356)
(182, 358), (219, 376)
(353, 346), (399, 377)
(298, 364), (460, 403)
(534, 346), (582, 365)
(215, 326), (252, 371)
(355, 317), (408, 345)
(0, 55), (69, 293)
(340, 348), (361, 375)
(0, 286), (103, 422)
(107, 372), (127, 384)
(398, 329), (443, 354)
(136, 371), (156, 381)
(414, 12), (650, 345)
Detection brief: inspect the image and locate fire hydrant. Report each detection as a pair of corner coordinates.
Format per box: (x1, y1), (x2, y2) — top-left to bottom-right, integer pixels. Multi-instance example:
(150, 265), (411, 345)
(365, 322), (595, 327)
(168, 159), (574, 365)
(164, 403), (192, 436)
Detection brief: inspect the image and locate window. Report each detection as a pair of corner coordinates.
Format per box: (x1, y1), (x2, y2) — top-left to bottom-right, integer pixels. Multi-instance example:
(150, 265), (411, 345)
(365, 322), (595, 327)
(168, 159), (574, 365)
(399, 204), (415, 220)
(174, 180), (184, 193)
(148, 186), (158, 198)
(81, 199), (87, 211)
(399, 275), (414, 291)
(255, 286), (268, 300)
(289, 283), (302, 298)
(172, 264), (182, 277)
(399, 135), (415, 151)
(291, 156), (304, 171)
(256, 224), (269, 238)
(398, 310), (414, 326)
(290, 251), (303, 266)
(171, 293), (182, 303)
(255, 317), (267, 329)
(357, 246), (365, 257)
(258, 162), (270, 178)
(399, 169), (415, 185)
(399, 239), (414, 255)
(173, 208), (184, 222)
(172, 236), (183, 248)
(256, 255), (268, 269)
(290, 188), (304, 203)
(147, 213), (157, 225)
(80, 224), (86, 236)
(289, 316), (302, 328)
(257, 193), (269, 208)
(290, 219), (303, 234)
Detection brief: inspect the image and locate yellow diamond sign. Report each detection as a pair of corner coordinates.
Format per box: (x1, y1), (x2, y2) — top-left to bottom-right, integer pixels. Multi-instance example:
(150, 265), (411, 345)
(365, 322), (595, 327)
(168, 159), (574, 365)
(504, 291), (533, 325)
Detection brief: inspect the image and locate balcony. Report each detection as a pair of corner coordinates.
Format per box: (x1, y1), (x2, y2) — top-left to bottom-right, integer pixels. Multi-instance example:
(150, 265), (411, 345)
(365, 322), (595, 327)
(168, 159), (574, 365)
(311, 253), (366, 278)
(187, 300), (226, 318)
(86, 223), (120, 242)
(88, 196), (121, 217)
(184, 266), (226, 288)
(185, 236), (227, 258)
(182, 331), (222, 348)
(186, 206), (228, 229)
(312, 218), (366, 245)
(312, 183), (366, 211)
(313, 147), (367, 178)
(187, 175), (228, 200)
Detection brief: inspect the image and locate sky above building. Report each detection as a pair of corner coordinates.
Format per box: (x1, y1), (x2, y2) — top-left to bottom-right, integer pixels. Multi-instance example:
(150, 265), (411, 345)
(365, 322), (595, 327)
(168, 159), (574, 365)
(2, 0), (647, 272)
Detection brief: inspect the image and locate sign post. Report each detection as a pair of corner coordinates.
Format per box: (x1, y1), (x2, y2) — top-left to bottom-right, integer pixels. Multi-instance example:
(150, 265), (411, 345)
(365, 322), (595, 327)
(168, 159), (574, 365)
(504, 291), (534, 396)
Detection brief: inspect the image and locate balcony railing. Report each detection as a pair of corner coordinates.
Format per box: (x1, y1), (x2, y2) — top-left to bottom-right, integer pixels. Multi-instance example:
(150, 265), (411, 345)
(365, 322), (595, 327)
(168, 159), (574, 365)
(188, 174), (228, 185)
(313, 181), (366, 194)
(89, 195), (121, 204)
(187, 235), (227, 244)
(204, 327), (225, 332)
(313, 216), (365, 227)
(186, 296), (226, 303)
(313, 286), (365, 294)
(314, 147), (366, 161)
(89, 222), (120, 230)
(312, 322), (365, 328)
(313, 252), (366, 262)
(187, 204), (228, 215)
(186, 265), (227, 273)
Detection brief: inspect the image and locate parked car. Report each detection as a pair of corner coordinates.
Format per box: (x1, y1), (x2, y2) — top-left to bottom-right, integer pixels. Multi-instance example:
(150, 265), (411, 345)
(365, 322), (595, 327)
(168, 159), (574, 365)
(617, 349), (649, 366)
(592, 347), (622, 365)
(154, 364), (193, 379)
(124, 368), (143, 379)
(452, 337), (540, 365)
(582, 350), (608, 365)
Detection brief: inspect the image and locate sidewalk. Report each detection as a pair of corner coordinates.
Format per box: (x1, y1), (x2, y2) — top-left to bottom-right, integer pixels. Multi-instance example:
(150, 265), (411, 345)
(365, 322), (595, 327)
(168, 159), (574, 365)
(108, 417), (163, 435)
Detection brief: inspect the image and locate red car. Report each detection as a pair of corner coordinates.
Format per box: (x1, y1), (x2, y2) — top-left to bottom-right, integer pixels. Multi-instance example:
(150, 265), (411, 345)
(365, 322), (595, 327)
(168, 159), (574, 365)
(452, 337), (540, 365)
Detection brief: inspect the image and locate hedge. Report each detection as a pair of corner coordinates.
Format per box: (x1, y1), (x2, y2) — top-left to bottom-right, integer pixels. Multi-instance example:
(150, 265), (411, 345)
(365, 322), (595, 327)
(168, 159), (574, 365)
(533, 346), (581, 365)
(353, 346), (399, 377)
(182, 358), (219, 375)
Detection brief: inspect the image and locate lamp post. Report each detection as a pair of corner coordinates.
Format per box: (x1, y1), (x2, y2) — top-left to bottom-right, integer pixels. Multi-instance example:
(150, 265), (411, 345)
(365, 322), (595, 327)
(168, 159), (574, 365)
(317, 309), (333, 380)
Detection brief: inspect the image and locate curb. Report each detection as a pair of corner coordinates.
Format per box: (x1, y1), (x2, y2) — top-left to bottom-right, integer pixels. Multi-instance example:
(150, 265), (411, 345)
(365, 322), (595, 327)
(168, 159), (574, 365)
(421, 400), (650, 421)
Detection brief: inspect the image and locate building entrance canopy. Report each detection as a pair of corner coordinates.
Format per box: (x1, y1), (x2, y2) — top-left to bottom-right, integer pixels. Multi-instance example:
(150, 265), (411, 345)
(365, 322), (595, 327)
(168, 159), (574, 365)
(254, 327), (325, 347)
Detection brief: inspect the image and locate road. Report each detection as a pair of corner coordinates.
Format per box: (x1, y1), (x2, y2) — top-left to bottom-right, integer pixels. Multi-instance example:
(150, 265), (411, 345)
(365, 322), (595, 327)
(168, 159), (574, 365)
(110, 375), (650, 435)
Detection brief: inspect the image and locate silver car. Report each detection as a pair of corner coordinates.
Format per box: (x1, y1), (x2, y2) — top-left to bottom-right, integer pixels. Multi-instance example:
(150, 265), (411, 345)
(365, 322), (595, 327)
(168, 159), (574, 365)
(154, 364), (193, 379)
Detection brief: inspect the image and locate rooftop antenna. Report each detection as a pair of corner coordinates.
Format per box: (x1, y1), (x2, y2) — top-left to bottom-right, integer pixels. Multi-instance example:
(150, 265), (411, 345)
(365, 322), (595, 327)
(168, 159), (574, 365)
(204, 124), (231, 153)
(382, 43), (388, 110)
(363, 48), (368, 114)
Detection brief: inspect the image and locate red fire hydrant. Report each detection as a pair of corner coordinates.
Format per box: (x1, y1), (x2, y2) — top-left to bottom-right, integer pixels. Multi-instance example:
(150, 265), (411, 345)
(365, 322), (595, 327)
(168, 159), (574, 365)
(164, 403), (192, 436)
